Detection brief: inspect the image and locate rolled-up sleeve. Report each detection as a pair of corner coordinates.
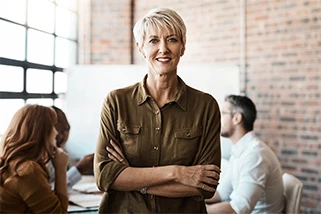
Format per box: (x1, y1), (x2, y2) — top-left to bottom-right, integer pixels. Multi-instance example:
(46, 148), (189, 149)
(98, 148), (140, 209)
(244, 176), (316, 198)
(228, 152), (267, 213)
(193, 95), (221, 200)
(230, 182), (263, 213)
(94, 93), (128, 192)
(66, 166), (82, 188)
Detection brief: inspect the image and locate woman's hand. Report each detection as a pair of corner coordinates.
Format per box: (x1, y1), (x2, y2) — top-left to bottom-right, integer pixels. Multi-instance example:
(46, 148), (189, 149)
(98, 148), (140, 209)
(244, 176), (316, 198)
(51, 147), (69, 171)
(175, 164), (220, 192)
(106, 140), (129, 166)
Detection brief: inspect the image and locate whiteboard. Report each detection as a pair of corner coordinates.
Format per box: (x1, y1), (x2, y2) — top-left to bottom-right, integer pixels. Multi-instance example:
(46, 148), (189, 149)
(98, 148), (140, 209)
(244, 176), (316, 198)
(64, 64), (239, 158)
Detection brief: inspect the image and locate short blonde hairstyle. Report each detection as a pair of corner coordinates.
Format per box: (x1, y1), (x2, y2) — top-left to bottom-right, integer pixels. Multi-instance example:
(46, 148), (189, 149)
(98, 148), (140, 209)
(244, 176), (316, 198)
(133, 8), (187, 50)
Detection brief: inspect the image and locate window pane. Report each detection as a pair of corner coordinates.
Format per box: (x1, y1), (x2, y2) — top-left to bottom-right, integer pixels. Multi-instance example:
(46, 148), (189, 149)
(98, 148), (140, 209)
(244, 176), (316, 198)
(54, 71), (67, 93)
(56, 0), (77, 11)
(26, 69), (53, 93)
(26, 98), (53, 106)
(56, 6), (77, 39)
(0, 65), (24, 92)
(27, 29), (54, 65)
(28, 0), (55, 33)
(0, 0), (26, 24)
(0, 99), (25, 136)
(0, 21), (25, 60)
(54, 98), (65, 109)
(55, 38), (77, 68)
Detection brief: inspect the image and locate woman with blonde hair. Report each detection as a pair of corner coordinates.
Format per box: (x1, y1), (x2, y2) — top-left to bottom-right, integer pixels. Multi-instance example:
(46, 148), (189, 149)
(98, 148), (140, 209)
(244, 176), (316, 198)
(95, 8), (221, 213)
(0, 104), (69, 213)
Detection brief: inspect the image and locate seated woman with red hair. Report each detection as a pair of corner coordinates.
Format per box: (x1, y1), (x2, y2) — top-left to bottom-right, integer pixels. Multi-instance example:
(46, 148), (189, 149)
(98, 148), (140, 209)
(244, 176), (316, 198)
(0, 104), (69, 213)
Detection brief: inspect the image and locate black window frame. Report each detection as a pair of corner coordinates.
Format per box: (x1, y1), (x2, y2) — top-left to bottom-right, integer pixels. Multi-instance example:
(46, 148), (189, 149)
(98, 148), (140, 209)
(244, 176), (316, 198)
(0, 0), (78, 103)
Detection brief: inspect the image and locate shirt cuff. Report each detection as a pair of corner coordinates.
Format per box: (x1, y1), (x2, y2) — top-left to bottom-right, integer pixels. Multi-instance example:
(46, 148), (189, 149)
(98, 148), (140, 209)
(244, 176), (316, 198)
(67, 166), (82, 188)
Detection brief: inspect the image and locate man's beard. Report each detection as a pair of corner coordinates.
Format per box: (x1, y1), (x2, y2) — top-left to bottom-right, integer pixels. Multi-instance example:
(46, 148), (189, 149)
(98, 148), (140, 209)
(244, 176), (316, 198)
(220, 128), (234, 138)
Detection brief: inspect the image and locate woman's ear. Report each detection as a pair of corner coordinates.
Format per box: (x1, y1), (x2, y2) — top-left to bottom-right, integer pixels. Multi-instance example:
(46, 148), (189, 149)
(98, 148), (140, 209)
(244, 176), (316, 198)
(180, 46), (185, 57)
(136, 42), (146, 58)
(139, 48), (146, 58)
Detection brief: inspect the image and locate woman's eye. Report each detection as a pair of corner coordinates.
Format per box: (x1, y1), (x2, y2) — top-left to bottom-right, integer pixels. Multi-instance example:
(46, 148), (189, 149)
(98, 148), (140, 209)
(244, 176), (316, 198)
(168, 38), (178, 42)
(149, 39), (158, 44)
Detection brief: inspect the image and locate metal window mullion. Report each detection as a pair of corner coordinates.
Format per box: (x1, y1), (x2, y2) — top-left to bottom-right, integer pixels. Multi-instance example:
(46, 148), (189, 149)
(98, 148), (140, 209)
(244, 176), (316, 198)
(24, 0), (29, 103)
(53, 3), (57, 97)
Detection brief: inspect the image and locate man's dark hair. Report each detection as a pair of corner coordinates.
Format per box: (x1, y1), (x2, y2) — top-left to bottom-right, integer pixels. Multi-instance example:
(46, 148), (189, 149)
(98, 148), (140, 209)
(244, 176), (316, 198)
(225, 94), (257, 131)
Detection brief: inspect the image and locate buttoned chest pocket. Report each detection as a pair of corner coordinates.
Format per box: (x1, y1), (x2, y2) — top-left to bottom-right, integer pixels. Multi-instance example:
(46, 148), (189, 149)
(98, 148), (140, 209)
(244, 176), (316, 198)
(117, 122), (141, 158)
(174, 127), (202, 164)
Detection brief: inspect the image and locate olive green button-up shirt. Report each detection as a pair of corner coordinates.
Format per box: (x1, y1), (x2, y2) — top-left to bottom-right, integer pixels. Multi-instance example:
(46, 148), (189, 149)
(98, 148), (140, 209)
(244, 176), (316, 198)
(95, 75), (221, 213)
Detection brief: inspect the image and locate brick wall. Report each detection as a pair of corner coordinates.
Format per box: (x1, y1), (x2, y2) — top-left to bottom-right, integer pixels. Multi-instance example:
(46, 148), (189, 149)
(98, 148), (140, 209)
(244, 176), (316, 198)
(246, 1), (321, 212)
(89, 0), (132, 64)
(84, 0), (321, 212)
(132, 0), (241, 65)
(78, 0), (91, 64)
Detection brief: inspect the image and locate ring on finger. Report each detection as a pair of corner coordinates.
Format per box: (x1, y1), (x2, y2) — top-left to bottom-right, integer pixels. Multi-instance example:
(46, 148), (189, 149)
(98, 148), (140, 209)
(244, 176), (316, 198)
(202, 184), (205, 189)
(120, 159), (124, 163)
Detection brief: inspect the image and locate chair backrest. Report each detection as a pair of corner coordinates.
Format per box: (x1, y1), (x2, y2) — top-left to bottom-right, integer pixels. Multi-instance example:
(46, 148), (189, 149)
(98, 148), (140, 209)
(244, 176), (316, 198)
(282, 173), (303, 214)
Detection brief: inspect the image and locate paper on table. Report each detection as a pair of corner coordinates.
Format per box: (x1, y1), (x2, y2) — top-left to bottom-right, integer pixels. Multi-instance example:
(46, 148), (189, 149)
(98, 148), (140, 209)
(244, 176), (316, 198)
(72, 182), (101, 194)
(69, 193), (103, 208)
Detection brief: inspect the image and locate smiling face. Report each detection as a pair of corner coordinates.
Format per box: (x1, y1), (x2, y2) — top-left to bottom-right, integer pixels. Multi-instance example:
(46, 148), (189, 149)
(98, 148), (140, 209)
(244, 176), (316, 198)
(139, 27), (185, 77)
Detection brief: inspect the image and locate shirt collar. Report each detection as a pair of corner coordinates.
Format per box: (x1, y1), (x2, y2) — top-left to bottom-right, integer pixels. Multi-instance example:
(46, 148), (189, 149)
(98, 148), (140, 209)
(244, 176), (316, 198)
(137, 74), (149, 105)
(231, 131), (255, 157)
(137, 74), (187, 111)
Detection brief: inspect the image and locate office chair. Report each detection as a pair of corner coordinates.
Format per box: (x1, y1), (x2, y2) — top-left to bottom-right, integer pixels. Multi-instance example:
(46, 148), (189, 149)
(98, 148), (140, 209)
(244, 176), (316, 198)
(282, 173), (303, 214)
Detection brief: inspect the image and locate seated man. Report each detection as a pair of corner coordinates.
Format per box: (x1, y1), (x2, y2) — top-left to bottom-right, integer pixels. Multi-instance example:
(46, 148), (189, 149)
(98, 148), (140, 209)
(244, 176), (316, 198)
(206, 94), (284, 214)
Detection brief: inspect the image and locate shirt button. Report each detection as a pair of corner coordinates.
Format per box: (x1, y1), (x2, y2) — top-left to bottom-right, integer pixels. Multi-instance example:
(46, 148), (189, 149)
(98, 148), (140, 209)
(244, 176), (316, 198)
(122, 127), (126, 132)
(156, 127), (160, 131)
(153, 146), (159, 150)
(155, 110), (159, 115)
(186, 132), (191, 137)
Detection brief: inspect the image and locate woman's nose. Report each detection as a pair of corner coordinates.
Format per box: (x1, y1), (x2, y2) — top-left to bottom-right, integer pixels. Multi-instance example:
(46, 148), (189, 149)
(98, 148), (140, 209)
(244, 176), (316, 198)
(158, 40), (169, 54)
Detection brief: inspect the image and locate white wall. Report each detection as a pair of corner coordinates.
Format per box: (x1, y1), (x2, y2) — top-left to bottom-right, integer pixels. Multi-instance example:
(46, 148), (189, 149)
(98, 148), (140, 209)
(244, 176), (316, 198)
(64, 64), (238, 159)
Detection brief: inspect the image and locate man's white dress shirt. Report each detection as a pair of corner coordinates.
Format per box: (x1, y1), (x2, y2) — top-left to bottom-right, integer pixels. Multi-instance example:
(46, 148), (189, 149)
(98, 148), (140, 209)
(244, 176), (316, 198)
(217, 132), (284, 214)
(49, 163), (82, 189)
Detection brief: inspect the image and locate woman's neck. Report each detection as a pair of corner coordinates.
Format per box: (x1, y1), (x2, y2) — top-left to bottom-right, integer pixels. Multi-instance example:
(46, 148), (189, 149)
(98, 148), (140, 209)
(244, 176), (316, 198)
(146, 74), (178, 107)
